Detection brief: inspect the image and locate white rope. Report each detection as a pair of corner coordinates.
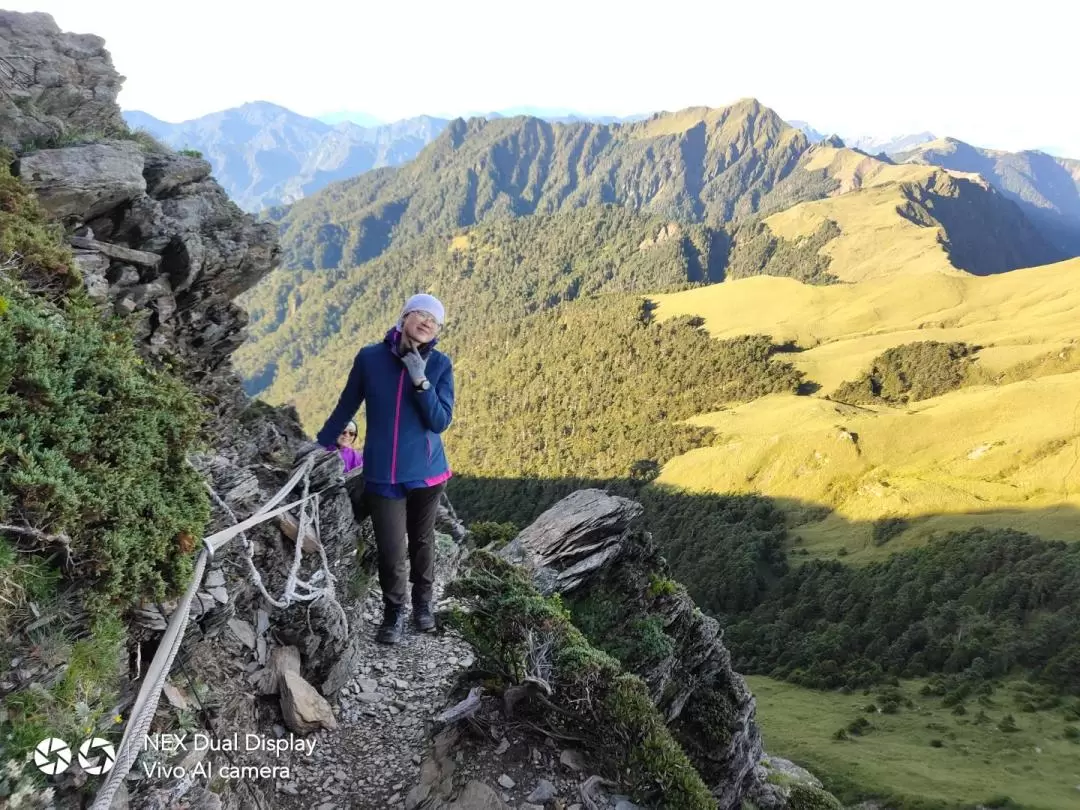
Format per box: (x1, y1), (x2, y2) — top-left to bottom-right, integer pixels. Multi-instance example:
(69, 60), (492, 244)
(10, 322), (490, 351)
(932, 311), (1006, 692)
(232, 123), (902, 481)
(91, 452), (348, 809)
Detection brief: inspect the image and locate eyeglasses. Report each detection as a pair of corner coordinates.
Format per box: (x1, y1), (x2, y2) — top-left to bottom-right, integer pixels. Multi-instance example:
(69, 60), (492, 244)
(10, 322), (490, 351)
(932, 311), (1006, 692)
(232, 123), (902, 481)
(341, 430), (356, 438)
(409, 310), (439, 327)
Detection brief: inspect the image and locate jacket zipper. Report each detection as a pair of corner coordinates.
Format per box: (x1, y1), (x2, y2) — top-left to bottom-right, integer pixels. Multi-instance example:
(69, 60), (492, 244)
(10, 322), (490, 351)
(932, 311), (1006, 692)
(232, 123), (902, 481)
(391, 369), (405, 483)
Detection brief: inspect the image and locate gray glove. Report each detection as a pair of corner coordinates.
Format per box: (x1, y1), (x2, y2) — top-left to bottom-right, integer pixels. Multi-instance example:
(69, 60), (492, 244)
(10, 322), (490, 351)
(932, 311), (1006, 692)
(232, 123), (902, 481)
(401, 347), (428, 386)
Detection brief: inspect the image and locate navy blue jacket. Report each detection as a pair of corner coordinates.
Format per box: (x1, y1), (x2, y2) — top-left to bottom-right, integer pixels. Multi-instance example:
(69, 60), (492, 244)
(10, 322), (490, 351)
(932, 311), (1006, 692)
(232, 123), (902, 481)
(316, 329), (454, 486)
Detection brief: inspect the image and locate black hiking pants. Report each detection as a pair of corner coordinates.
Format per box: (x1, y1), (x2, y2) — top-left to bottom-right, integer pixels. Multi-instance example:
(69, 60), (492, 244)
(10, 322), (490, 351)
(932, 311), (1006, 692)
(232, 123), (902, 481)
(364, 483), (445, 608)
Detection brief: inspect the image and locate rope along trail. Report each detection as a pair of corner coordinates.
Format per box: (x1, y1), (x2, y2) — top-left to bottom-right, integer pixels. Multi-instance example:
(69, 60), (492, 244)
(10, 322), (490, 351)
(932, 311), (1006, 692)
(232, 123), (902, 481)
(91, 454), (343, 810)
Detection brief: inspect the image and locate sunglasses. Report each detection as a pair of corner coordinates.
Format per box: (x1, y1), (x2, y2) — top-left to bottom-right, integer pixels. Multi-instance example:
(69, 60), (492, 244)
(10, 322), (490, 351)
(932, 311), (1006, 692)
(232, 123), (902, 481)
(341, 430), (356, 437)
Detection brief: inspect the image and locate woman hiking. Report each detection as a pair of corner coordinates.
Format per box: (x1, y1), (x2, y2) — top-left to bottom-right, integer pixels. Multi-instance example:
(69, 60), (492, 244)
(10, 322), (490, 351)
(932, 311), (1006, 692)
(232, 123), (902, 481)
(315, 293), (454, 644)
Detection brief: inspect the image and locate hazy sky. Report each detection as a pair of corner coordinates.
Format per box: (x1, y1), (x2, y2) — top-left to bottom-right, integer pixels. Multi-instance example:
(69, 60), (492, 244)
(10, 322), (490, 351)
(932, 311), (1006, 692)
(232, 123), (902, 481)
(11, 0), (1080, 156)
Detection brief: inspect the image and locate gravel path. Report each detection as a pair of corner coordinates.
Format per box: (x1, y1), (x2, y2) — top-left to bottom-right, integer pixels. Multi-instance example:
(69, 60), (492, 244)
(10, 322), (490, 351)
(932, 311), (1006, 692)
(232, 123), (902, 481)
(270, 593), (474, 810)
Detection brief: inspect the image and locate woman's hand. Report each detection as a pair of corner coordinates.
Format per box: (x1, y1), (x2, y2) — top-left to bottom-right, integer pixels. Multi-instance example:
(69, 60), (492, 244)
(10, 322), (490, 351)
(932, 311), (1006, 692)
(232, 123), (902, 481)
(401, 347), (428, 386)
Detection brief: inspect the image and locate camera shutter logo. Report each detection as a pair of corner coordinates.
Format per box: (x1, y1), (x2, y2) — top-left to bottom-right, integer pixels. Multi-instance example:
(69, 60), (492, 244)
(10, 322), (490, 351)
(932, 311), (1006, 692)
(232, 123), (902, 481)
(34, 738), (72, 775)
(78, 737), (117, 775)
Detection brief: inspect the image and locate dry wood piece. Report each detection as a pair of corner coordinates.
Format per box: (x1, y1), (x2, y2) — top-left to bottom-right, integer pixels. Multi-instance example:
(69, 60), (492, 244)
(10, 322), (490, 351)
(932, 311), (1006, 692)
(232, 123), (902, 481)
(434, 686), (483, 724)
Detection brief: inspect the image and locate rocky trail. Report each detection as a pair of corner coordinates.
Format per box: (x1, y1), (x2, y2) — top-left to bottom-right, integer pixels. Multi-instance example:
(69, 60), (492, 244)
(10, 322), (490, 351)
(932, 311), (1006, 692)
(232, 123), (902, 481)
(266, 589), (637, 810)
(270, 592), (473, 810)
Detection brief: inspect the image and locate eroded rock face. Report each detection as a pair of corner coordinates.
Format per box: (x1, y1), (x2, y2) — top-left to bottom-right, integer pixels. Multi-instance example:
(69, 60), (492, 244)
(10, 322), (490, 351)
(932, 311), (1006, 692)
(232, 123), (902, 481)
(0, 12), (374, 810)
(16, 141), (146, 220)
(0, 11), (127, 149)
(500, 488), (811, 810)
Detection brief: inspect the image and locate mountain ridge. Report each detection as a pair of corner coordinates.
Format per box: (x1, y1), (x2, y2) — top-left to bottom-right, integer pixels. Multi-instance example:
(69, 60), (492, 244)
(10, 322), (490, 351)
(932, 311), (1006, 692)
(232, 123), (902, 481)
(897, 136), (1080, 255)
(122, 101), (450, 211)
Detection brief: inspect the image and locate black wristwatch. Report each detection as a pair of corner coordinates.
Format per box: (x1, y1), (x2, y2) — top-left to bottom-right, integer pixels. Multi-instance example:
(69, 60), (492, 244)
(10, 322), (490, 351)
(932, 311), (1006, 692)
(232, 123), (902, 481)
(414, 378), (431, 391)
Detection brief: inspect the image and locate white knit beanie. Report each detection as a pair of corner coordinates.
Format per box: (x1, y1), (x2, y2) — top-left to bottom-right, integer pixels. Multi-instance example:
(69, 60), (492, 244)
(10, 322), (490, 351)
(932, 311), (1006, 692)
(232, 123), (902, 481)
(398, 293), (445, 327)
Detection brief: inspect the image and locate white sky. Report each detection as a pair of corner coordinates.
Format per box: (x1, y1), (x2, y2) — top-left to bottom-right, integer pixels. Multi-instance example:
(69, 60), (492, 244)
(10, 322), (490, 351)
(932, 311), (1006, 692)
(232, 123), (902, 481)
(10, 0), (1080, 156)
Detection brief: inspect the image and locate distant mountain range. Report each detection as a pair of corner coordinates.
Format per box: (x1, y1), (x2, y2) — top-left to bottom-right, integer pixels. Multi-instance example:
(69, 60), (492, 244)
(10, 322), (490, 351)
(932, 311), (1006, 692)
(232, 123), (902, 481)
(846, 131), (937, 155)
(265, 100), (834, 272)
(123, 103), (450, 211)
(125, 101), (1080, 253)
(787, 120), (936, 155)
(123, 103), (653, 211)
(262, 100), (1068, 278)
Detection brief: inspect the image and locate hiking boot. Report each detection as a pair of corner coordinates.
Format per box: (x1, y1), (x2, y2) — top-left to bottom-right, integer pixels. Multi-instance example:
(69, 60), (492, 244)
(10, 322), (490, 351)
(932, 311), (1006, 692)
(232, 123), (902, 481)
(412, 601), (435, 632)
(376, 604), (406, 644)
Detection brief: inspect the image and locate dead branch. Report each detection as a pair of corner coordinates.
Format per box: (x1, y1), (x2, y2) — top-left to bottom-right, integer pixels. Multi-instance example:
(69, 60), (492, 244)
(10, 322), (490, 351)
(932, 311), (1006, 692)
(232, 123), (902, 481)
(434, 686), (483, 724)
(0, 522), (73, 550)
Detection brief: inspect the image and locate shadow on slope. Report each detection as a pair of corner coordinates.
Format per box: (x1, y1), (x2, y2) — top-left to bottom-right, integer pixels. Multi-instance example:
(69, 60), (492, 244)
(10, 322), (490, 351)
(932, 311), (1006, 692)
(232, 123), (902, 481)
(447, 473), (1080, 695)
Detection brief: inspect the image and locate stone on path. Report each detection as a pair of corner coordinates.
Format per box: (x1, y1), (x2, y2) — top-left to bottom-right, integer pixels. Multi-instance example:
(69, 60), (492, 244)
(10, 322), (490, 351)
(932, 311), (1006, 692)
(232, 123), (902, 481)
(527, 779), (556, 803)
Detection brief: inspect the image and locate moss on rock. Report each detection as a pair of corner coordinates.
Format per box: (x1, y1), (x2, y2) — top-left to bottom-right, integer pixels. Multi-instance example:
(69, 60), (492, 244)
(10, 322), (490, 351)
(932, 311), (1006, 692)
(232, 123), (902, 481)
(447, 551), (715, 809)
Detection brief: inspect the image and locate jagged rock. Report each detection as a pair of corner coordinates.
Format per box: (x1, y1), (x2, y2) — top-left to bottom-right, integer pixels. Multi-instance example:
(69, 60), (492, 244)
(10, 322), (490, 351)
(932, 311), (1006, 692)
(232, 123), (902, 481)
(143, 151), (212, 196)
(280, 669), (338, 734)
(105, 264), (140, 287)
(204, 569), (225, 589)
(16, 142), (146, 220)
(153, 293), (177, 324)
(559, 750), (584, 771)
(70, 235), (162, 268)
(526, 779), (556, 803)
(501, 488), (792, 810)
(122, 279), (172, 309)
(272, 646), (337, 734)
(500, 489), (643, 594)
(447, 781), (509, 810)
(0, 11), (126, 149)
(320, 633), (365, 697)
(405, 728), (460, 809)
(227, 618), (256, 650)
(75, 251), (110, 302)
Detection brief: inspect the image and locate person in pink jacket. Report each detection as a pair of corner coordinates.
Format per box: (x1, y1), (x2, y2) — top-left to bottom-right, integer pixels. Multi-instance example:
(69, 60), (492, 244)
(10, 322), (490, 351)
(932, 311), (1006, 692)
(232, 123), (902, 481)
(334, 419), (363, 473)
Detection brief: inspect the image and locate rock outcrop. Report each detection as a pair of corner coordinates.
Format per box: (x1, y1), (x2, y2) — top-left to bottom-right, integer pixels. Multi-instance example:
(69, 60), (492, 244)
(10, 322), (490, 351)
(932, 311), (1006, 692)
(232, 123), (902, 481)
(500, 489), (835, 810)
(14, 140), (279, 400)
(0, 12), (377, 810)
(0, 11), (127, 149)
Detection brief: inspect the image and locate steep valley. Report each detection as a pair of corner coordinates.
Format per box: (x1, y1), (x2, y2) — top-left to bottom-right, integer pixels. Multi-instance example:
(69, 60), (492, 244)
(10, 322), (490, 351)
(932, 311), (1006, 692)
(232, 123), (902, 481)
(229, 98), (1080, 809)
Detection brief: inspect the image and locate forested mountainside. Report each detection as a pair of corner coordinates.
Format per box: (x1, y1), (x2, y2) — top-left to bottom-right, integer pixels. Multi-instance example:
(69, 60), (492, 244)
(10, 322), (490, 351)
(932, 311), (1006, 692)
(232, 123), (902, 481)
(265, 100), (822, 269)
(230, 88), (1080, 810)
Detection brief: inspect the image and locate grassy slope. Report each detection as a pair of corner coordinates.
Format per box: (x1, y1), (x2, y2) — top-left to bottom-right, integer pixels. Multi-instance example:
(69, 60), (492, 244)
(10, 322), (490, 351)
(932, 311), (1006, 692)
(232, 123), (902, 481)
(749, 676), (1080, 810)
(657, 373), (1080, 559)
(650, 179), (1080, 556)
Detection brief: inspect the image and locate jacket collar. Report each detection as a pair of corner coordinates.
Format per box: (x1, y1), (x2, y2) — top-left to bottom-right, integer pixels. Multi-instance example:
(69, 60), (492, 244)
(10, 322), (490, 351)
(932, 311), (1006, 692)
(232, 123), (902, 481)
(384, 326), (438, 357)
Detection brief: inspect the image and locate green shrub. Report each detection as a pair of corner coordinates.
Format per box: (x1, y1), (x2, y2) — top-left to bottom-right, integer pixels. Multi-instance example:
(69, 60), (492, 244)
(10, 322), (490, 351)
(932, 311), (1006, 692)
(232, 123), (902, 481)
(446, 552), (713, 810)
(725, 218), (842, 285)
(846, 716), (872, 736)
(178, 148), (203, 159)
(467, 520), (519, 549)
(1064, 725), (1079, 741)
(0, 151), (77, 295)
(831, 341), (977, 406)
(787, 783), (842, 810)
(0, 280), (209, 612)
(871, 516), (909, 546)
(997, 714), (1018, 733)
(647, 574), (679, 598)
